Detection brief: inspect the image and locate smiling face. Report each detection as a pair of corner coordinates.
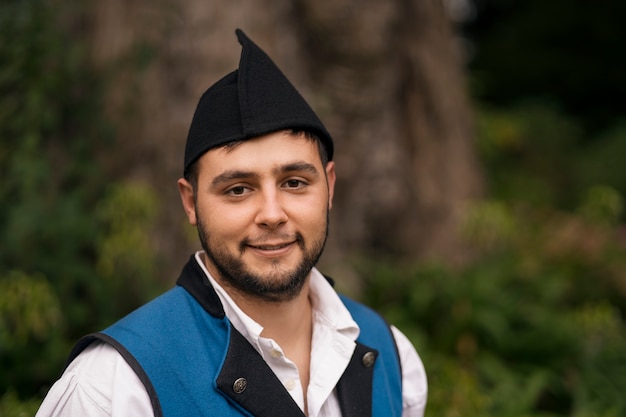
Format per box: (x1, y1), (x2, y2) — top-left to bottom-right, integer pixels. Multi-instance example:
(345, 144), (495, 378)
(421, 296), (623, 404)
(178, 130), (336, 303)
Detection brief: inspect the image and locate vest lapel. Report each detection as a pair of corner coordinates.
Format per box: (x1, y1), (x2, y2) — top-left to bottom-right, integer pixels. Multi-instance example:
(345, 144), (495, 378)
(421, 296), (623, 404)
(216, 327), (306, 417)
(178, 256), (380, 416)
(178, 257), (304, 416)
(176, 256), (225, 318)
(336, 342), (378, 417)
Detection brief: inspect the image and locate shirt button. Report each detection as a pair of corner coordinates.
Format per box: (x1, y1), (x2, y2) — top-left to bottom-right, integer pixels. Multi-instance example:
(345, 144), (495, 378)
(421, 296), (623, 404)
(284, 379), (296, 390)
(270, 349), (282, 358)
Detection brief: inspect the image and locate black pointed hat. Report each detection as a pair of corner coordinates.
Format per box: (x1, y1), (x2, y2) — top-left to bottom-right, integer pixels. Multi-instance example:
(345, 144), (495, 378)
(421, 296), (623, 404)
(184, 29), (333, 174)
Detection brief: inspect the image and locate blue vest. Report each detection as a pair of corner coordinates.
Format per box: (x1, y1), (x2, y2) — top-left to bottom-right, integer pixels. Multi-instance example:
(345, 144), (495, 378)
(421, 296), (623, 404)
(68, 257), (402, 417)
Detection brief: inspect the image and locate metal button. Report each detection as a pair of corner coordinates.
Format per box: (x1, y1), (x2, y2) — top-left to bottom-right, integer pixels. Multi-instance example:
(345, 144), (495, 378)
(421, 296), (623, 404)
(362, 351), (376, 367)
(233, 377), (247, 394)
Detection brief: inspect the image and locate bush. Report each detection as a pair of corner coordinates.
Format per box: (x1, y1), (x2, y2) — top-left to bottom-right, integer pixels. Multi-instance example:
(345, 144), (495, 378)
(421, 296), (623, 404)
(360, 196), (626, 416)
(0, 0), (164, 409)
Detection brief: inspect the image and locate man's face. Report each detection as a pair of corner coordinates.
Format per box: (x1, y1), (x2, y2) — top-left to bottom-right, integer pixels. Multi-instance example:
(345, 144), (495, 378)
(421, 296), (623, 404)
(178, 130), (336, 303)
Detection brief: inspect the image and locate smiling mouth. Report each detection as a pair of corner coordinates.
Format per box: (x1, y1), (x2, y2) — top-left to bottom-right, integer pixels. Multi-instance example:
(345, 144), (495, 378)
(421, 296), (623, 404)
(244, 242), (296, 259)
(247, 238), (299, 251)
(241, 233), (304, 254)
(251, 242), (293, 250)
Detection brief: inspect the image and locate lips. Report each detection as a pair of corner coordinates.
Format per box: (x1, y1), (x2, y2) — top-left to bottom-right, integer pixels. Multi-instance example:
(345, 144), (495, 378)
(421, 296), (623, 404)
(242, 235), (300, 259)
(241, 233), (303, 255)
(251, 242), (293, 250)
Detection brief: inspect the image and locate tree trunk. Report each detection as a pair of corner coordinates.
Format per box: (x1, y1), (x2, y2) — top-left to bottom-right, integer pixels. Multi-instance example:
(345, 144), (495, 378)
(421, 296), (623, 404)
(292, 0), (484, 266)
(84, 0), (483, 282)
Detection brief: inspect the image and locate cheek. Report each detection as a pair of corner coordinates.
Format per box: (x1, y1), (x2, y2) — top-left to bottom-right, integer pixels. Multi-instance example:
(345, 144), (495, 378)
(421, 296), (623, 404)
(197, 201), (250, 240)
(290, 197), (329, 227)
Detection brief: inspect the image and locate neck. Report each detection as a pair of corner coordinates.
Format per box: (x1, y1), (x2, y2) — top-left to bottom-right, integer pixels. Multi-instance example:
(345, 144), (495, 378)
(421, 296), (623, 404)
(222, 276), (314, 409)
(226, 279), (313, 348)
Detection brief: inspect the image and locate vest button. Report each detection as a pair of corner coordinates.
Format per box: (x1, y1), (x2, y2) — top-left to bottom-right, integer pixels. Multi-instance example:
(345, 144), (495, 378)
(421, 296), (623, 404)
(362, 351), (376, 367)
(233, 377), (247, 394)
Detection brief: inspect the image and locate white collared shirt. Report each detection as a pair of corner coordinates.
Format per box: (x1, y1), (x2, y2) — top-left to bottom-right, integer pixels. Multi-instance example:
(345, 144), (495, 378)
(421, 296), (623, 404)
(37, 253), (427, 416)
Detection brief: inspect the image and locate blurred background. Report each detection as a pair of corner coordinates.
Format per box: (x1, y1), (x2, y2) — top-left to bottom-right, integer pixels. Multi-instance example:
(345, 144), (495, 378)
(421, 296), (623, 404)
(2, 0), (626, 415)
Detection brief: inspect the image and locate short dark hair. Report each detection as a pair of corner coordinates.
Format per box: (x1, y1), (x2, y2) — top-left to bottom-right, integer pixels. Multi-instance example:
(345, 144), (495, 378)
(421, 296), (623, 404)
(290, 129), (329, 167)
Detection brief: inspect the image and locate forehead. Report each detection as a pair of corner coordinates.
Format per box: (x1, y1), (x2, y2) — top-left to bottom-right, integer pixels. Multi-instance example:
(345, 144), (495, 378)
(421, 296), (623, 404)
(197, 131), (321, 175)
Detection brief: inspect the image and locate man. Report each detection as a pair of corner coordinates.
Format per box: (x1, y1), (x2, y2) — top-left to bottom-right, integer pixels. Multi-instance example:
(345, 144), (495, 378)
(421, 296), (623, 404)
(36, 29), (427, 417)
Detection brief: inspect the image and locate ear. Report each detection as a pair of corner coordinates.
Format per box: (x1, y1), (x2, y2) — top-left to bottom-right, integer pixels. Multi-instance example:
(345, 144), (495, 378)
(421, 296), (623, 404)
(177, 178), (197, 225)
(325, 161), (336, 210)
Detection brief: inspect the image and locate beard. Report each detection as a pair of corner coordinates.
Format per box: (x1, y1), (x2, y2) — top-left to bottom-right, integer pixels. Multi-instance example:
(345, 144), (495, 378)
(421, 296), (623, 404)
(196, 212), (328, 303)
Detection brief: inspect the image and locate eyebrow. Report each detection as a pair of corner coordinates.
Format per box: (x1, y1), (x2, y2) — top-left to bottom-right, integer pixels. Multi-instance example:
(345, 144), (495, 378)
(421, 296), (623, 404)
(279, 162), (319, 176)
(210, 162), (320, 189)
(210, 170), (258, 188)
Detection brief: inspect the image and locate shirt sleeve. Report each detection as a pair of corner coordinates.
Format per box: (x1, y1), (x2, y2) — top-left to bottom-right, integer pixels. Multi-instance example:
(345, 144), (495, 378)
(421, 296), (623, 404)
(390, 326), (428, 417)
(35, 341), (153, 417)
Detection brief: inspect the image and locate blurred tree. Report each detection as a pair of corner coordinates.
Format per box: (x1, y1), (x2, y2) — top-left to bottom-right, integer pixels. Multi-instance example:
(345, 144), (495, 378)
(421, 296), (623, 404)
(3, 0), (626, 415)
(293, 0), (484, 264)
(2, 0), (484, 407)
(0, 0), (164, 407)
(80, 0), (484, 274)
(0, 1), (108, 398)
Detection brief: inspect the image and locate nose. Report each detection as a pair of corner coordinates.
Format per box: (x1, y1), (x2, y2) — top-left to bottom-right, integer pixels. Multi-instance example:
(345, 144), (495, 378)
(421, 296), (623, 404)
(255, 189), (288, 229)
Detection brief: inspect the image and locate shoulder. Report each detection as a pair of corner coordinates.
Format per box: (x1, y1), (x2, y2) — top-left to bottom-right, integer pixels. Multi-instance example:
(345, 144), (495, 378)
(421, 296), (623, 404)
(339, 293), (428, 415)
(338, 294), (395, 347)
(338, 294), (386, 324)
(36, 341), (152, 417)
(389, 326), (428, 415)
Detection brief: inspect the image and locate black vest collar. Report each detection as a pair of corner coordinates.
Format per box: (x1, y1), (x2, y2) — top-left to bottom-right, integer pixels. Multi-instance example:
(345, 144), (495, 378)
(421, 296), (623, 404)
(176, 255), (225, 318)
(217, 327), (306, 417)
(174, 255), (337, 319)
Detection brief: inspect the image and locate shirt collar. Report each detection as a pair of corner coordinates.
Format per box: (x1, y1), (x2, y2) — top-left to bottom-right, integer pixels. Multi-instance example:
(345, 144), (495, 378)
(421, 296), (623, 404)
(193, 251), (360, 350)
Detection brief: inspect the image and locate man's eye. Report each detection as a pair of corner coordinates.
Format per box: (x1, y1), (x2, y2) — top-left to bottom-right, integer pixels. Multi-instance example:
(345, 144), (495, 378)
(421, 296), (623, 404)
(285, 179), (305, 188)
(227, 186), (248, 195)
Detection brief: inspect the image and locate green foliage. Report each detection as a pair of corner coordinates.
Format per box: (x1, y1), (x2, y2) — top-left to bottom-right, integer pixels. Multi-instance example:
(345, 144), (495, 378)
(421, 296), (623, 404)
(0, 0), (164, 410)
(1, 1), (623, 416)
(578, 185), (623, 227)
(96, 182), (162, 313)
(0, 390), (40, 417)
(361, 189), (626, 416)
(0, 271), (67, 407)
(447, 93), (626, 416)
(0, 271), (63, 346)
(362, 97), (626, 415)
(477, 102), (626, 219)
(575, 123), (626, 203)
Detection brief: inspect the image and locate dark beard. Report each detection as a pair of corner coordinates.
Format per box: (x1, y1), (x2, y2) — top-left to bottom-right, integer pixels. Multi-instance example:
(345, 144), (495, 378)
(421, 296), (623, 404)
(196, 214), (328, 303)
